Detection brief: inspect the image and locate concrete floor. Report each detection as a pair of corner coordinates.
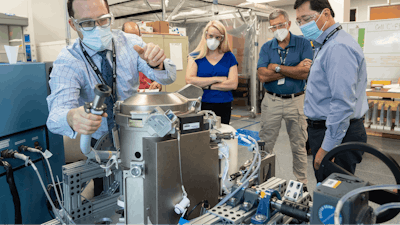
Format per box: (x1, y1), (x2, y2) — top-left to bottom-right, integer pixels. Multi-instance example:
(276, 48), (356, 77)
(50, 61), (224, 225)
(230, 106), (400, 224)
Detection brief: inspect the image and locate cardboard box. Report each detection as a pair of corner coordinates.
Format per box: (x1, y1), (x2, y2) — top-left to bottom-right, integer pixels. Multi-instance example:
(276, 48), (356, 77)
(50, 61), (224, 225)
(146, 21), (169, 33)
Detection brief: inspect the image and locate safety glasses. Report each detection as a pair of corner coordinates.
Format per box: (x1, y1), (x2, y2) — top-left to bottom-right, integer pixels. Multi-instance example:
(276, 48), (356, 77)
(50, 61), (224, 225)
(71, 13), (113, 31)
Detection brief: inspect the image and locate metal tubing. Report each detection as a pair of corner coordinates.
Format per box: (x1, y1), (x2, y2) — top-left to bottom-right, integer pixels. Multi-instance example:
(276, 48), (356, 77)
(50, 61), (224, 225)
(250, 16), (258, 116)
(143, 0), (161, 21)
(166, 0), (186, 21)
(161, 0), (166, 21)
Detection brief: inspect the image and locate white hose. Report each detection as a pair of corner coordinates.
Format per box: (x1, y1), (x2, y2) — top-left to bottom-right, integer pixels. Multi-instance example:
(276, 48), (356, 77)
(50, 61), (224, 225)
(334, 184), (400, 225)
(239, 134), (259, 183)
(30, 161), (64, 223)
(219, 143), (230, 194)
(216, 135), (261, 207)
(41, 152), (63, 212)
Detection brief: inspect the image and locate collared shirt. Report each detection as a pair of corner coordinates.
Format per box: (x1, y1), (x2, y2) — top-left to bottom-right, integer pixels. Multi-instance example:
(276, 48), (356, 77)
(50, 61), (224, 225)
(257, 32), (313, 95)
(304, 23), (368, 152)
(46, 30), (177, 140)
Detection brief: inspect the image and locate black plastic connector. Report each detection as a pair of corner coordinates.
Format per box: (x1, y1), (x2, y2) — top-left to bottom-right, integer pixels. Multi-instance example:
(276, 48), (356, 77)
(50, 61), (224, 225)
(1, 149), (17, 158)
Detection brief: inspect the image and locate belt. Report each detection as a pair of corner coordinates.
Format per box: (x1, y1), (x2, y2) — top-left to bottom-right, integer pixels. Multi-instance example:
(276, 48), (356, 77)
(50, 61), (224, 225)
(266, 91), (304, 99)
(307, 118), (363, 129)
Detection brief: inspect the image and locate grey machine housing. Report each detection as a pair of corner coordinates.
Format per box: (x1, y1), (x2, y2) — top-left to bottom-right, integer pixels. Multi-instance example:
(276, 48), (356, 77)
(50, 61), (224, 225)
(311, 173), (373, 224)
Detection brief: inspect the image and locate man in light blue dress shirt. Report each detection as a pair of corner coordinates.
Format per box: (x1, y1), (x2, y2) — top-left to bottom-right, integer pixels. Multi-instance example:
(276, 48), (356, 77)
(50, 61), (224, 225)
(46, 0), (176, 142)
(295, 0), (368, 182)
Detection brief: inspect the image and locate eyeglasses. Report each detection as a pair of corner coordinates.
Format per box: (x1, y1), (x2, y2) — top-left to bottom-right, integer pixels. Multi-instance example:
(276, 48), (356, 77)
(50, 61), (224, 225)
(71, 13), (113, 31)
(295, 13), (318, 26)
(205, 33), (224, 41)
(268, 22), (288, 32)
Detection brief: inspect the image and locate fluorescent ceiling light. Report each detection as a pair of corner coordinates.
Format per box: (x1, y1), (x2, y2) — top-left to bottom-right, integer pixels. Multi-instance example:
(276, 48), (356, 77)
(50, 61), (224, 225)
(246, 0), (278, 3)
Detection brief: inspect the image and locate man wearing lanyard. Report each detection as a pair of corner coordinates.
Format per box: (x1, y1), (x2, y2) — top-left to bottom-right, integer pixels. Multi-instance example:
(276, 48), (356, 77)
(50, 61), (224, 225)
(257, 9), (313, 188)
(46, 0), (176, 150)
(295, 0), (368, 182)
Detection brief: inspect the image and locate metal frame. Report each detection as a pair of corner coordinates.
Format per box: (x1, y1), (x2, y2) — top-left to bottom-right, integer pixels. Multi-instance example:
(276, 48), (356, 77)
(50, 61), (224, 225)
(189, 177), (311, 224)
(61, 161), (122, 222)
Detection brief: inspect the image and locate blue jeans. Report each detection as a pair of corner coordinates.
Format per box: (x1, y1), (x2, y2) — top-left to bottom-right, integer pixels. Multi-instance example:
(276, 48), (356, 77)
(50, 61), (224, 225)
(308, 118), (366, 182)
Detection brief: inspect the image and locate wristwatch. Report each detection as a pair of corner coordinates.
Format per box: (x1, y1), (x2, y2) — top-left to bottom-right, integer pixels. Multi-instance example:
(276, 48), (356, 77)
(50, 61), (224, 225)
(148, 63), (163, 70)
(203, 85), (212, 90)
(275, 65), (281, 73)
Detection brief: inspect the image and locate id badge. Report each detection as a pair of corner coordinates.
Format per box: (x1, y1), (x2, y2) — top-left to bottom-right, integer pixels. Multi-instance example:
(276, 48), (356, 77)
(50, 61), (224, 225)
(278, 78), (285, 85)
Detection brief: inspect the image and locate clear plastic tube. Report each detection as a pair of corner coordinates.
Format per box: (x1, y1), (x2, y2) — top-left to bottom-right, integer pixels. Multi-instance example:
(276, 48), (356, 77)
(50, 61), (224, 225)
(216, 135), (260, 207)
(239, 134), (259, 183)
(334, 184), (400, 225)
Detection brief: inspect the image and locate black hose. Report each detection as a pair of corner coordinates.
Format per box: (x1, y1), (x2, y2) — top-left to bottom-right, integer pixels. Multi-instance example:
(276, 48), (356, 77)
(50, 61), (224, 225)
(0, 158), (22, 224)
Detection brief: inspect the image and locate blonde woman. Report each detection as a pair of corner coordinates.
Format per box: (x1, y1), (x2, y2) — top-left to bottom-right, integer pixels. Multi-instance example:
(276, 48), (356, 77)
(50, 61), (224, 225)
(186, 20), (238, 124)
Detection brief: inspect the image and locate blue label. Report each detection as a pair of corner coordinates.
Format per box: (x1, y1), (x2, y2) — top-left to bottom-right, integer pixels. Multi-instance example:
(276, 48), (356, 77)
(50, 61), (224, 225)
(318, 204), (342, 224)
(24, 34), (30, 43)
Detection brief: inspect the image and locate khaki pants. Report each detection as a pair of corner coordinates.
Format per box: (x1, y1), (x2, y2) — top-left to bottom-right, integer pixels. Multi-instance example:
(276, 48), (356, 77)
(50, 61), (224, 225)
(259, 93), (308, 184)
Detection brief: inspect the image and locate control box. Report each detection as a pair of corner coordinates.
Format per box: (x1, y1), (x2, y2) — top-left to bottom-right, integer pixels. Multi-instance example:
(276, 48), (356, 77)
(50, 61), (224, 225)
(311, 173), (371, 224)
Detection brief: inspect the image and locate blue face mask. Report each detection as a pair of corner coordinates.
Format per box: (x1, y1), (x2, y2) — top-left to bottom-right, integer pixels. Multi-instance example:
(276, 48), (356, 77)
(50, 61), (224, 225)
(300, 12), (327, 41)
(81, 26), (113, 52)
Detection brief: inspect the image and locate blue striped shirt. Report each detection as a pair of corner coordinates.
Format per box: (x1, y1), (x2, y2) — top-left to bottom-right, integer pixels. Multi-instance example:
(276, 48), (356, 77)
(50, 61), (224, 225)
(46, 30), (176, 139)
(304, 23), (368, 151)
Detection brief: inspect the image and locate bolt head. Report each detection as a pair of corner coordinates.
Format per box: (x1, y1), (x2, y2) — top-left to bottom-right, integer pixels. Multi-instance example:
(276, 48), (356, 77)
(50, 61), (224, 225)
(255, 214), (266, 221)
(131, 166), (142, 177)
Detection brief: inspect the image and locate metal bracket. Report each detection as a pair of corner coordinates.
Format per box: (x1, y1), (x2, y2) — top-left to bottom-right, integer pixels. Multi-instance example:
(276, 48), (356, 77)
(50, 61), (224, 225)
(371, 102), (379, 129)
(250, 189), (281, 224)
(385, 105), (393, 131)
(395, 104), (400, 132)
(283, 180), (303, 202)
(364, 102), (374, 128)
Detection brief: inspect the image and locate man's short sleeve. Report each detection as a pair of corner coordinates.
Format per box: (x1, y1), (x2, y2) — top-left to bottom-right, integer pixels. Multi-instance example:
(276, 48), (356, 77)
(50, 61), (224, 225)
(301, 39), (313, 60)
(257, 44), (270, 69)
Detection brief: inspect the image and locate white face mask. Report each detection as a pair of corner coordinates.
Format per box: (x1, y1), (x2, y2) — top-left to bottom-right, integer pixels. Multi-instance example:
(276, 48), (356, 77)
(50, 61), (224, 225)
(274, 28), (289, 42)
(207, 38), (220, 51)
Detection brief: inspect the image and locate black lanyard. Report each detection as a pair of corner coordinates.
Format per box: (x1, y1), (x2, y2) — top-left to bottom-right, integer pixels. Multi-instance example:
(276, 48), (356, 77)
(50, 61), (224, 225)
(307, 25), (342, 82)
(80, 40), (117, 103)
(313, 25), (342, 62)
(278, 48), (289, 65)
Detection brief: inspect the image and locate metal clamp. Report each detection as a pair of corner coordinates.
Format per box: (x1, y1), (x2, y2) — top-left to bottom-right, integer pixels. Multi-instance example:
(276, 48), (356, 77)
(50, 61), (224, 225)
(251, 189), (281, 224)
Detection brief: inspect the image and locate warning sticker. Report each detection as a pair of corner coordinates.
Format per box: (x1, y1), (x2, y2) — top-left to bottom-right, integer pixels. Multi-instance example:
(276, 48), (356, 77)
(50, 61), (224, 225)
(322, 179), (342, 189)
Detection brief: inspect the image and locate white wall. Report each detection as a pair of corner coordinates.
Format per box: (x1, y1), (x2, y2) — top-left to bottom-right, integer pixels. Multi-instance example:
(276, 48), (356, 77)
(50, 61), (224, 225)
(0, 0), (29, 17)
(31, 0), (78, 44)
(350, 0), (400, 22)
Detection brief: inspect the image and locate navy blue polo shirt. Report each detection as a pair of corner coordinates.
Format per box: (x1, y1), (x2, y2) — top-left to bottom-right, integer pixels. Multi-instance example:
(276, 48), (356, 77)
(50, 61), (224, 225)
(257, 32), (313, 95)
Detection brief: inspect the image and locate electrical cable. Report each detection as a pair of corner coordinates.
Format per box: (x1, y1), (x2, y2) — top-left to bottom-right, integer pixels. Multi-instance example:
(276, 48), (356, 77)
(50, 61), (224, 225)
(0, 158), (22, 224)
(29, 161), (60, 218)
(176, 128), (187, 197)
(184, 200), (208, 220)
(20, 146), (63, 212)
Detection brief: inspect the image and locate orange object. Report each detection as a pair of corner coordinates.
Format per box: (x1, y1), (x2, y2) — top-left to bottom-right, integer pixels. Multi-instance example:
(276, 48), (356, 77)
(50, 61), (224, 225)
(371, 80), (391, 86)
